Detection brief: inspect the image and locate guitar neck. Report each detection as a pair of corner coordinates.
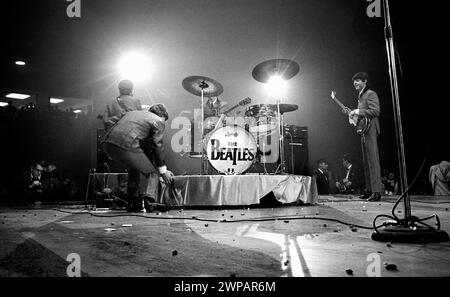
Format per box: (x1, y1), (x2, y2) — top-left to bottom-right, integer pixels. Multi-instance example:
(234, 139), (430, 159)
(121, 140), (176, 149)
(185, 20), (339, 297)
(331, 96), (348, 111)
(223, 104), (240, 115)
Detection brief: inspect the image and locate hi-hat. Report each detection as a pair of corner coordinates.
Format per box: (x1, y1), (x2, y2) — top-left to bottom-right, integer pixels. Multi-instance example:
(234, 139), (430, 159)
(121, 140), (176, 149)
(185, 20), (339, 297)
(252, 59), (300, 83)
(182, 76), (224, 97)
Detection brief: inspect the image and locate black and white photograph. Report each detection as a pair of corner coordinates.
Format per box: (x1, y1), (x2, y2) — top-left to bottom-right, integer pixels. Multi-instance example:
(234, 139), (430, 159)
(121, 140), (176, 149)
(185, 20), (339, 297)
(0, 0), (449, 288)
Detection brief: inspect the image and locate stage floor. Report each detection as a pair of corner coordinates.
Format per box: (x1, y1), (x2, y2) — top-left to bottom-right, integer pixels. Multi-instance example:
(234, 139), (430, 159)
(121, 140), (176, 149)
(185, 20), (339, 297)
(1, 194), (449, 278)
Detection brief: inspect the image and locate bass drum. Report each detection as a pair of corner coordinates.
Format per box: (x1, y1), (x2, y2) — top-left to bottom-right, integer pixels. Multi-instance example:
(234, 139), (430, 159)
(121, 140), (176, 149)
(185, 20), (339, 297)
(206, 125), (257, 175)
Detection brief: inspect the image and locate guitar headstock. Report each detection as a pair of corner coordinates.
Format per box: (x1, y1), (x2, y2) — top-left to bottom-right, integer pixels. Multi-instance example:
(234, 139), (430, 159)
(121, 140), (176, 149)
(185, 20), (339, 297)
(239, 97), (251, 106)
(331, 91), (336, 100)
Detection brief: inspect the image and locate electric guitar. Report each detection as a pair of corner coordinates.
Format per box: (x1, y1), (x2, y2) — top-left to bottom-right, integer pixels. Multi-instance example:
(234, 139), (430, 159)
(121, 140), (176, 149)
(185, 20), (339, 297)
(204, 97), (251, 132)
(330, 91), (370, 136)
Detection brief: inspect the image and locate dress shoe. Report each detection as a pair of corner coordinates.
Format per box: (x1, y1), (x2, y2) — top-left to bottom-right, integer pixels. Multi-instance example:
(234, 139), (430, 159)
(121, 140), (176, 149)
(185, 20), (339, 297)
(367, 192), (381, 202)
(359, 191), (372, 199)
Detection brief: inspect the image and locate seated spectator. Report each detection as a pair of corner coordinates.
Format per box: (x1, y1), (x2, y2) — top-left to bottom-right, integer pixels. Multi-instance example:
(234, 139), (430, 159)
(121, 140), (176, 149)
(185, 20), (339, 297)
(14, 161), (46, 203)
(313, 158), (333, 195)
(335, 153), (363, 195)
(429, 160), (450, 196)
(382, 171), (399, 195)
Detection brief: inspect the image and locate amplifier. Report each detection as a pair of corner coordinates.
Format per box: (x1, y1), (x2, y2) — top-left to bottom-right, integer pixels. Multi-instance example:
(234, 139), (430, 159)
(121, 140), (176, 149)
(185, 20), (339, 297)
(283, 125), (308, 139)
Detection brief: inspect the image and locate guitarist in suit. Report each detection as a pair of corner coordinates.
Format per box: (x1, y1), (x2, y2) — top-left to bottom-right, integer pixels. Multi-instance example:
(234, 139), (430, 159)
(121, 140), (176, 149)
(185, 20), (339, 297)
(335, 153), (363, 195)
(348, 72), (382, 201)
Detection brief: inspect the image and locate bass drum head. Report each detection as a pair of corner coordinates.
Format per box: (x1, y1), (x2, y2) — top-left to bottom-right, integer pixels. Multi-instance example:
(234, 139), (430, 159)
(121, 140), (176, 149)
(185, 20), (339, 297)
(206, 125), (257, 175)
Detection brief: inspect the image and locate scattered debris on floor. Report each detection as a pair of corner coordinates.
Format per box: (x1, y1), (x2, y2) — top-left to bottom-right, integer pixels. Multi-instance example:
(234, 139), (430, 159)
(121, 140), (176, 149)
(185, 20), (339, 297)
(346, 269), (353, 275)
(323, 224), (327, 227)
(172, 250), (178, 256)
(386, 242), (392, 248)
(124, 241), (131, 246)
(204, 224), (209, 227)
(283, 220), (290, 223)
(284, 260), (289, 266)
(385, 263), (398, 271)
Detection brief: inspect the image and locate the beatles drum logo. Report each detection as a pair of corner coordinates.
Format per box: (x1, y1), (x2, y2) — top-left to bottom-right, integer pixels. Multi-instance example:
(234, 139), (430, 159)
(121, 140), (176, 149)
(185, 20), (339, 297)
(207, 126), (256, 174)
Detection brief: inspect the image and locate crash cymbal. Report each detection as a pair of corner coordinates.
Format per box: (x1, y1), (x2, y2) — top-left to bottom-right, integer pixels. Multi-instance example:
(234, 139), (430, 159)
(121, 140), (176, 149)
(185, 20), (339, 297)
(182, 76), (224, 97)
(279, 103), (298, 114)
(252, 59), (300, 83)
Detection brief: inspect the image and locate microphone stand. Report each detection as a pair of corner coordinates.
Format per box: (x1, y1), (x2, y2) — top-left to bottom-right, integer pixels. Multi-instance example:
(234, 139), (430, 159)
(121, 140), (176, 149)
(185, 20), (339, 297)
(371, 0), (449, 243)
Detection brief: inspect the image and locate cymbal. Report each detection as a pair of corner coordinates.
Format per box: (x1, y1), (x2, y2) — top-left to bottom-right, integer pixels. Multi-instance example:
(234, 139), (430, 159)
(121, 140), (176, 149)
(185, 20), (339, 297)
(252, 59), (300, 83)
(279, 103), (298, 114)
(182, 76), (224, 97)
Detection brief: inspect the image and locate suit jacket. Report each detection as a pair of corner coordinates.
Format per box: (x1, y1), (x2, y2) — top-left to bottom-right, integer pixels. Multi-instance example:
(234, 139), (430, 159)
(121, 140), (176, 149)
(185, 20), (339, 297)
(314, 169), (331, 195)
(102, 110), (166, 167)
(358, 88), (380, 135)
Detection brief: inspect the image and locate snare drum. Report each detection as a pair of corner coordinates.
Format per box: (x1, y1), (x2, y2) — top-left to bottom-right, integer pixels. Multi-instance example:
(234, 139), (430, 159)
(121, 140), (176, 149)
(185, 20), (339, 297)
(206, 125), (257, 175)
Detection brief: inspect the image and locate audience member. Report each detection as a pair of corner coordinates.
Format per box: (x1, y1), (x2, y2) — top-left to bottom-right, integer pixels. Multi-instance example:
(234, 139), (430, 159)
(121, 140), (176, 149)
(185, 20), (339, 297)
(335, 153), (363, 195)
(429, 160), (450, 196)
(313, 158), (333, 195)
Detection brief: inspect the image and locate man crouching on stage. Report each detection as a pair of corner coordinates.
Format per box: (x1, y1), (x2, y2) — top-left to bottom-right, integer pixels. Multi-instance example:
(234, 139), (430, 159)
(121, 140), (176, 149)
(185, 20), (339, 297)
(102, 103), (174, 212)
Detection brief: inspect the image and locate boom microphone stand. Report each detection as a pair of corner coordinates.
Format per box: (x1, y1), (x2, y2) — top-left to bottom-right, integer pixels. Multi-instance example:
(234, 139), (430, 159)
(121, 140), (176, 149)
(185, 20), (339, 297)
(371, 0), (449, 243)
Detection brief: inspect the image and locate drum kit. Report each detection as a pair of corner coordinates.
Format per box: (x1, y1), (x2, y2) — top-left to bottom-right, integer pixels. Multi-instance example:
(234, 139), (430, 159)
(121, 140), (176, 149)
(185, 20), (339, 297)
(182, 59), (300, 175)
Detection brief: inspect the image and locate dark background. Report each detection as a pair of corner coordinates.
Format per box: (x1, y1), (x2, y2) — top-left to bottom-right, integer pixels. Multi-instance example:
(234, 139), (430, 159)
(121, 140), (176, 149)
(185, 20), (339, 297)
(0, 0), (446, 196)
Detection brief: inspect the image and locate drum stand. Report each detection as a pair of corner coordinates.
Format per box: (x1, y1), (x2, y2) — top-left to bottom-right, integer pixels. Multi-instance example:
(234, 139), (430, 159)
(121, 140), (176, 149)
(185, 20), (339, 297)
(199, 82), (208, 175)
(276, 100), (286, 174)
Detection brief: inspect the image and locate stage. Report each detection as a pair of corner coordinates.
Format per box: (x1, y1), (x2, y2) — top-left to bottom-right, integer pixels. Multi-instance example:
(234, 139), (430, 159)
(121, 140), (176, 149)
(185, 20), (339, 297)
(1, 194), (449, 277)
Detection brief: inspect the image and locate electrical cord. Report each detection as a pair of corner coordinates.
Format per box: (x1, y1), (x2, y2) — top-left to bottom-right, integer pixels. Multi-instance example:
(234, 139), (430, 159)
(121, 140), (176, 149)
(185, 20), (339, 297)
(43, 207), (375, 230)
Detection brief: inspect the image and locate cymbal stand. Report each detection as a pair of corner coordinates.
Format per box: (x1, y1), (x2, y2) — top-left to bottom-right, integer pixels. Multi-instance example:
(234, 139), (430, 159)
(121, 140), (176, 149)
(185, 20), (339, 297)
(199, 81), (208, 175)
(276, 99), (286, 174)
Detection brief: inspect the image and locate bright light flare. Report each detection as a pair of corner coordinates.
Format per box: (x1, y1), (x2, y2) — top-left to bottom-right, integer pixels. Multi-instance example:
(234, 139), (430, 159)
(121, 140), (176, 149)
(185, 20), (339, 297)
(6, 93), (30, 100)
(117, 52), (152, 83)
(0, 102), (8, 107)
(265, 75), (287, 97)
(50, 98), (64, 104)
(73, 109), (82, 114)
(15, 61), (26, 66)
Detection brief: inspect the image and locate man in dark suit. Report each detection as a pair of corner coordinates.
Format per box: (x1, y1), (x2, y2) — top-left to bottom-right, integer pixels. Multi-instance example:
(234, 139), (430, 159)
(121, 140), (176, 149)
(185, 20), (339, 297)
(349, 72), (382, 201)
(313, 158), (333, 195)
(102, 104), (174, 212)
(335, 153), (363, 195)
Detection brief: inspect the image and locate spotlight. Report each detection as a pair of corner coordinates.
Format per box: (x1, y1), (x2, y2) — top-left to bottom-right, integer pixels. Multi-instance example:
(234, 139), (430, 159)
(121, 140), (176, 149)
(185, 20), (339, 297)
(15, 61), (26, 66)
(265, 75), (287, 97)
(117, 52), (152, 83)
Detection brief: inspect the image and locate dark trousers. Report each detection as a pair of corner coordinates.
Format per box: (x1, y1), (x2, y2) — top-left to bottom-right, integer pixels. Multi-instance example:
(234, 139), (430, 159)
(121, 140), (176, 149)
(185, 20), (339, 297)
(361, 125), (382, 192)
(103, 143), (160, 199)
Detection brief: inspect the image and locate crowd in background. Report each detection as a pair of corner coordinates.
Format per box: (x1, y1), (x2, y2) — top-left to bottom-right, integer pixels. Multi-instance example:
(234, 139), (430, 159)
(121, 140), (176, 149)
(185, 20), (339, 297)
(0, 102), (93, 204)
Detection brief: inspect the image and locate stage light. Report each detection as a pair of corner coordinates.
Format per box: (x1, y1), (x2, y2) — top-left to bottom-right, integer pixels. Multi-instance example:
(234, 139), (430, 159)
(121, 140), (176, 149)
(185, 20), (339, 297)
(6, 93), (30, 100)
(73, 109), (82, 113)
(15, 61), (26, 66)
(50, 98), (64, 104)
(117, 52), (152, 83)
(0, 102), (8, 107)
(265, 75), (287, 97)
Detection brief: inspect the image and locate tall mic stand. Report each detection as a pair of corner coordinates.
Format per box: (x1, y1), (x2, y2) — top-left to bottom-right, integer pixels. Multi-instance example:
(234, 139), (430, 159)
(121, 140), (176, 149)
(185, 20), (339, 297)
(371, 0), (449, 243)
